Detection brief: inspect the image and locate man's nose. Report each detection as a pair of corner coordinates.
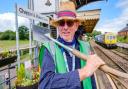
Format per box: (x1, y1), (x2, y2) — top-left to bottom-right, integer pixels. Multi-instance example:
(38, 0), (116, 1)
(63, 23), (68, 30)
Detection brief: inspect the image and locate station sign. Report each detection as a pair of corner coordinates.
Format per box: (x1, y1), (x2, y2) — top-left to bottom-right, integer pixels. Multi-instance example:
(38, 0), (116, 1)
(17, 5), (49, 24)
(32, 25), (51, 43)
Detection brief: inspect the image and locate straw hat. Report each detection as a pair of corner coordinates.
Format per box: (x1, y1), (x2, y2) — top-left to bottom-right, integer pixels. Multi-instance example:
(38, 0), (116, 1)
(50, 1), (81, 27)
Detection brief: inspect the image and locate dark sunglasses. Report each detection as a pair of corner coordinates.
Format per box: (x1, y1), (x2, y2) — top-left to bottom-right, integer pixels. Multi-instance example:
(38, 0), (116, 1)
(57, 19), (75, 27)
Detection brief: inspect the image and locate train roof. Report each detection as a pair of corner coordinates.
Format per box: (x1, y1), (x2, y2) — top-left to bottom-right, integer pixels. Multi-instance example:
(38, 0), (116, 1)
(103, 32), (116, 35)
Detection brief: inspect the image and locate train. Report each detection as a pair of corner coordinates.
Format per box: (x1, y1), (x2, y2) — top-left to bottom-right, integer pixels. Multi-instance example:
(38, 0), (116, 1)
(94, 32), (117, 48)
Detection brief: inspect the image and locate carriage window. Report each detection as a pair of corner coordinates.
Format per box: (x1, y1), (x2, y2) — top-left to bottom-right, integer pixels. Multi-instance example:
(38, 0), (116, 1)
(110, 36), (113, 40)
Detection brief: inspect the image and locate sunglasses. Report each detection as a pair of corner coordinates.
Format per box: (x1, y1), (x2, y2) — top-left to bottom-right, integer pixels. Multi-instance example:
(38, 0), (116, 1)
(57, 19), (75, 27)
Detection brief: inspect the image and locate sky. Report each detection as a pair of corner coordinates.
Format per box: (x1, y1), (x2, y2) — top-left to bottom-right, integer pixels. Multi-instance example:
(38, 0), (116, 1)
(0, 0), (128, 33)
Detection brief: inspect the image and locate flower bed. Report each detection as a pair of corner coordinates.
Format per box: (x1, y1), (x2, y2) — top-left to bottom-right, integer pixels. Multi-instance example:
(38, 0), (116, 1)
(0, 50), (17, 67)
(15, 64), (40, 89)
(16, 81), (38, 89)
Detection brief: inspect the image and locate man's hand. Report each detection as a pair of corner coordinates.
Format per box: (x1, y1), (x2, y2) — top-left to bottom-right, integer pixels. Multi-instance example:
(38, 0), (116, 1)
(78, 54), (105, 81)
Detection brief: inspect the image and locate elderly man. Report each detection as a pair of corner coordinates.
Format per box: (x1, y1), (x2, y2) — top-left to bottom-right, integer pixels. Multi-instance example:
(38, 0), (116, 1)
(39, 1), (105, 89)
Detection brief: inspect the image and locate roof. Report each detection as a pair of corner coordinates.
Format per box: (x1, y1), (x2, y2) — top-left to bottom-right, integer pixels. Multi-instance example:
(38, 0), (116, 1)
(70, 0), (106, 10)
(118, 25), (128, 32)
(77, 9), (101, 33)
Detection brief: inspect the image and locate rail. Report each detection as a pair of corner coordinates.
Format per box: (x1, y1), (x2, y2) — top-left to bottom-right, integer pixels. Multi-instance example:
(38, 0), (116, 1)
(91, 40), (128, 88)
(0, 45), (36, 54)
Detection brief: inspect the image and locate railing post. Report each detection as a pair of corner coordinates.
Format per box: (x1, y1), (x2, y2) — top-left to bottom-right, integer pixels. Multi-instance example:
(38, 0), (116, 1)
(8, 64), (11, 89)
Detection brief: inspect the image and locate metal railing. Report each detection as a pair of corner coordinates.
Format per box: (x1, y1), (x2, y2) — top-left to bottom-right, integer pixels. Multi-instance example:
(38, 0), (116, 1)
(0, 56), (39, 89)
(0, 64), (16, 89)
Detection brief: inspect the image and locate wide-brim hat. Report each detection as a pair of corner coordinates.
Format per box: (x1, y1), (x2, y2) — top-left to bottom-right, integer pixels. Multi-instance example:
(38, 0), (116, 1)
(50, 1), (81, 27)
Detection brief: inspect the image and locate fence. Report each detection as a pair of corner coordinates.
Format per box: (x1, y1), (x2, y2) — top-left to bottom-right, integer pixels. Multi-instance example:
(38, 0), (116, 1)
(0, 46), (39, 89)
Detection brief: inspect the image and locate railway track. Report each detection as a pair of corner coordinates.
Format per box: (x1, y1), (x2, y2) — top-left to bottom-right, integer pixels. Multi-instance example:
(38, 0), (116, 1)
(95, 69), (117, 89)
(111, 50), (128, 60)
(90, 40), (128, 89)
(95, 46), (128, 73)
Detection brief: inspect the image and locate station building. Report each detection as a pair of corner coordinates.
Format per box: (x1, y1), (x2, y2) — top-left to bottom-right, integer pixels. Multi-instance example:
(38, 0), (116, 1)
(118, 24), (128, 36)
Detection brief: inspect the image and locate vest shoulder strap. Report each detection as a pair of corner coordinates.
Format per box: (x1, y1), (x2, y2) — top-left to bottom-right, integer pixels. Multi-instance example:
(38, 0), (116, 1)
(78, 40), (92, 89)
(39, 42), (56, 68)
(78, 40), (91, 55)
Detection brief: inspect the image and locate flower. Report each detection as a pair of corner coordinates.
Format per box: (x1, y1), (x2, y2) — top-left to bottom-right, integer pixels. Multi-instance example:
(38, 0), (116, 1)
(15, 64), (40, 87)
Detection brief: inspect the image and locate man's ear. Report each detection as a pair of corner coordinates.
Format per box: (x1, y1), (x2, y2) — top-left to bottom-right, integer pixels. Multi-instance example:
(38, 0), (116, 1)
(75, 22), (80, 30)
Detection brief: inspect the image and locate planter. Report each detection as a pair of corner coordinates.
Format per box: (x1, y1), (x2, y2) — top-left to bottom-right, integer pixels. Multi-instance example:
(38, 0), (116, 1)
(16, 82), (38, 89)
(0, 56), (17, 67)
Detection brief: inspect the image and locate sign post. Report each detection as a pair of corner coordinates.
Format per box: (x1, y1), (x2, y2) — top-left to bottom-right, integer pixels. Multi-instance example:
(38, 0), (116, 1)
(15, 4), (20, 68)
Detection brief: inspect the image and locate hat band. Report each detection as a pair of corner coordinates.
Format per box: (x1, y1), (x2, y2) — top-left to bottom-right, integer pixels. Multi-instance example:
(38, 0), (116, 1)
(57, 11), (76, 18)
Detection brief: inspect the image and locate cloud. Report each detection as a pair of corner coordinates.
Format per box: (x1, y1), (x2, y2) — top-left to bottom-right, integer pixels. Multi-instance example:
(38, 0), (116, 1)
(95, 0), (128, 33)
(0, 12), (29, 32)
(116, 0), (128, 9)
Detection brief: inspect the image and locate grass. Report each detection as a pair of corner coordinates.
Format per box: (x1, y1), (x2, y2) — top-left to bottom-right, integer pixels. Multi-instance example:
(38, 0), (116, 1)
(0, 40), (29, 50)
(21, 53), (30, 60)
(20, 52), (35, 60)
(0, 40), (36, 61)
(117, 36), (128, 43)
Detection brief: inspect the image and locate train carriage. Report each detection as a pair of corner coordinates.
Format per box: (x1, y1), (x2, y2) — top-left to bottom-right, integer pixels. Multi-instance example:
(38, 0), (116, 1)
(95, 32), (117, 48)
(104, 32), (117, 48)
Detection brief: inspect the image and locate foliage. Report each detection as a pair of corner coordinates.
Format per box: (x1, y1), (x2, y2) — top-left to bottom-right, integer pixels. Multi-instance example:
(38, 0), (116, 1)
(0, 32), (2, 35)
(83, 30), (101, 41)
(15, 64), (40, 87)
(117, 36), (128, 43)
(124, 37), (128, 43)
(0, 50), (16, 59)
(18, 25), (29, 40)
(0, 30), (15, 40)
(0, 25), (29, 40)
(17, 64), (25, 80)
(86, 30), (101, 38)
(91, 30), (102, 37)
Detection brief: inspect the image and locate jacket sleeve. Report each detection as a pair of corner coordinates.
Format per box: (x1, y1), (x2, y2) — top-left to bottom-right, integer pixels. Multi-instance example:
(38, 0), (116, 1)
(91, 75), (97, 89)
(39, 48), (81, 89)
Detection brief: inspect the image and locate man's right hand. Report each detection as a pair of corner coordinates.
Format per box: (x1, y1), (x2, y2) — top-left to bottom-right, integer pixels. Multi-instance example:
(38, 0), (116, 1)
(78, 54), (105, 81)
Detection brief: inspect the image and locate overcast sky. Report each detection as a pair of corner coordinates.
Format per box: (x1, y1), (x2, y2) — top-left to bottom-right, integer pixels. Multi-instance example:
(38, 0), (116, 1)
(0, 0), (128, 33)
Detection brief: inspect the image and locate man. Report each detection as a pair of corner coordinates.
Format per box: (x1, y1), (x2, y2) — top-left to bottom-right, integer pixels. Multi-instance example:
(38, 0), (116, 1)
(39, 1), (105, 89)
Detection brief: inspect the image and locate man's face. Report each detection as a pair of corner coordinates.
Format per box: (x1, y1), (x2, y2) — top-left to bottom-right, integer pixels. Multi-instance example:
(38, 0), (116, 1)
(57, 19), (79, 42)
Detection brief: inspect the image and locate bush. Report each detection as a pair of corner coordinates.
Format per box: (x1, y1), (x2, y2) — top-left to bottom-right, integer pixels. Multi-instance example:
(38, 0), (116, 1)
(117, 36), (128, 43)
(124, 36), (128, 43)
(0, 30), (15, 40)
(0, 50), (16, 59)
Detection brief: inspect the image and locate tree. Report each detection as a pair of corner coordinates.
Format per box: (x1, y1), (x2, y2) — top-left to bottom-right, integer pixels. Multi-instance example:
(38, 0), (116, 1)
(0, 32), (2, 35)
(91, 30), (101, 37)
(18, 26), (29, 40)
(0, 30), (15, 40)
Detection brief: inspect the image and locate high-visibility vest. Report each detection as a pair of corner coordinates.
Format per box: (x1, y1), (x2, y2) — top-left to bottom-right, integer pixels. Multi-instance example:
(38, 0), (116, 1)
(39, 40), (92, 89)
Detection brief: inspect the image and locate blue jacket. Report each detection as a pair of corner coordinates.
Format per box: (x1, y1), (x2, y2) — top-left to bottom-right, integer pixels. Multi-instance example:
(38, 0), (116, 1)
(39, 40), (97, 89)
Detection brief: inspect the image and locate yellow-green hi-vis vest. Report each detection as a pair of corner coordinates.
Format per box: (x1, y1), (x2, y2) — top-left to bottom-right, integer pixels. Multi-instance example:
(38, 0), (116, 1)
(39, 40), (92, 89)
